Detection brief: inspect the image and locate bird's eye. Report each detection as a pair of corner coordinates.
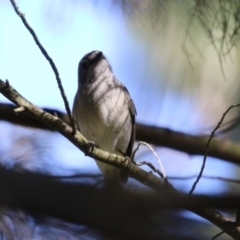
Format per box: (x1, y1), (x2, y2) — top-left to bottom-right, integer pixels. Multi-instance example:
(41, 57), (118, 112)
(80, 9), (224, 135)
(81, 62), (88, 71)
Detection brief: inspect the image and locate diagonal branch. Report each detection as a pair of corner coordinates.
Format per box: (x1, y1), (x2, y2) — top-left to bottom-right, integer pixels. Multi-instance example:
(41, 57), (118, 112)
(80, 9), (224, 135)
(0, 165), (240, 239)
(0, 79), (240, 239)
(189, 104), (240, 195)
(9, 0), (77, 134)
(1, 103), (240, 165)
(0, 79), (175, 195)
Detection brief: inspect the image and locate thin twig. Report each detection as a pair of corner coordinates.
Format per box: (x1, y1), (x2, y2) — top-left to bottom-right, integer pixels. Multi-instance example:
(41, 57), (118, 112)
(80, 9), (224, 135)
(131, 142), (141, 160)
(9, 0), (77, 135)
(132, 141), (167, 180)
(212, 231), (224, 240)
(14, 106), (25, 113)
(169, 175), (240, 184)
(135, 160), (165, 179)
(189, 104), (240, 195)
(1, 79), (240, 239)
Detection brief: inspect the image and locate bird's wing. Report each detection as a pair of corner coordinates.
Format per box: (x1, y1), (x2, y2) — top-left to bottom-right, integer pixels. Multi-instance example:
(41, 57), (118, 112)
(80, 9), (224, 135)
(121, 86), (137, 158)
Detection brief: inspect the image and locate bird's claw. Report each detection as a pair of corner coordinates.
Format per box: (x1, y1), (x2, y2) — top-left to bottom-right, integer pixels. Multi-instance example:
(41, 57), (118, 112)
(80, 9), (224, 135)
(85, 141), (96, 156)
(122, 156), (132, 169)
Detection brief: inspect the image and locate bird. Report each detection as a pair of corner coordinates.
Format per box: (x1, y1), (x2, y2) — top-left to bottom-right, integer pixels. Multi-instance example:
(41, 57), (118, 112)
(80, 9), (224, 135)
(72, 50), (136, 186)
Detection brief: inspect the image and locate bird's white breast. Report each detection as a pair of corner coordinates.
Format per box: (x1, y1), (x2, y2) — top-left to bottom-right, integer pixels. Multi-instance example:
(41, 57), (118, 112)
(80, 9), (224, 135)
(74, 78), (131, 155)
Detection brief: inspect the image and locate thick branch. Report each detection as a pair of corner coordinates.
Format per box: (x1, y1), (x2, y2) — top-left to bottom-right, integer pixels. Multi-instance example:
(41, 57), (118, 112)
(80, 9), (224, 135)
(137, 124), (240, 165)
(0, 80), (239, 239)
(0, 80), (175, 195)
(0, 166), (239, 239)
(1, 103), (240, 165)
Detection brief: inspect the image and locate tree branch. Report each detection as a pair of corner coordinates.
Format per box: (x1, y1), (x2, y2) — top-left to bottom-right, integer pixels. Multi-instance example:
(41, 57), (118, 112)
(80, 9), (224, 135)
(0, 166), (238, 239)
(0, 79), (175, 195)
(0, 103), (240, 165)
(189, 104), (240, 195)
(0, 79), (240, 239)
(136, 123), (240, 165)
(9, 0), (77, 134)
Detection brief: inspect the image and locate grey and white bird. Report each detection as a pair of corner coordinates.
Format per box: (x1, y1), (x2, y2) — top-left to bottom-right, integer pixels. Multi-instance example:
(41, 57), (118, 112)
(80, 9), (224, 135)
(73, 50), (136, 186)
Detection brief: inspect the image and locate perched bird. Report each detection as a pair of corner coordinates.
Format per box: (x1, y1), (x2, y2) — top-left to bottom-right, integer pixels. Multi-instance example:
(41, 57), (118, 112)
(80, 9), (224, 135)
(73, 50), (136, 186)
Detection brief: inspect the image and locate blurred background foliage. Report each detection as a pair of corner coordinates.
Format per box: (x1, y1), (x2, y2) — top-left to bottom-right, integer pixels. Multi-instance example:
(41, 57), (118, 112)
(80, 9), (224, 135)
(0, 0), (240, 239)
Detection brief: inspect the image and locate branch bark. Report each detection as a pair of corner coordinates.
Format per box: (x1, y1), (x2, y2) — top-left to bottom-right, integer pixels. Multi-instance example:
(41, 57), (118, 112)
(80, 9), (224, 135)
(0, 80), (175, 195)
(1, 103), (240, 165)
(0, 79), (240, 239)
(0, 166), (239, 239)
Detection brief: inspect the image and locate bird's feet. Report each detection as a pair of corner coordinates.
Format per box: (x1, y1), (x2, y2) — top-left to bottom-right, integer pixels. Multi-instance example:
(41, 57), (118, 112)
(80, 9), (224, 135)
(85, 141), (96, 156)
(121, 156), (132, 169)
(117, 150), (132, 169)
